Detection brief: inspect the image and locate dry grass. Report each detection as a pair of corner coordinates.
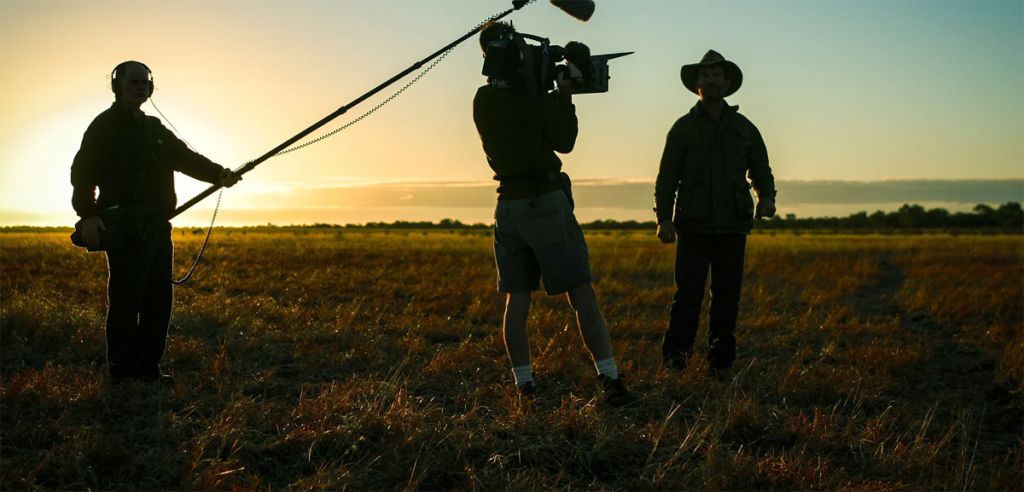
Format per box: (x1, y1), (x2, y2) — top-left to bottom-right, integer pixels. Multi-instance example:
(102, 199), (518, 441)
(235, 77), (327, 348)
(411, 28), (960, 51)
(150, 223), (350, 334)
(1, 230), (1021, 490)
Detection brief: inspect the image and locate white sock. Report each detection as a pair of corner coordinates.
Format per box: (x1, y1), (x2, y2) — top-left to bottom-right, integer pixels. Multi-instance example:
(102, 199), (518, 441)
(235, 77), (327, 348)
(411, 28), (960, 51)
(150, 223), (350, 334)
(595, 358), (619, 380)
(512, 365), (534, 387)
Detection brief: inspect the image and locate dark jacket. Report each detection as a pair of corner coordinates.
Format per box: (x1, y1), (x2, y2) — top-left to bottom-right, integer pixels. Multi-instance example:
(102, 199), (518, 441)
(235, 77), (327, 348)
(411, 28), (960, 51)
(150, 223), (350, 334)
(473, 84), (578, 200)
(71, 102), (224, 219)
(654, 101), (775, 234)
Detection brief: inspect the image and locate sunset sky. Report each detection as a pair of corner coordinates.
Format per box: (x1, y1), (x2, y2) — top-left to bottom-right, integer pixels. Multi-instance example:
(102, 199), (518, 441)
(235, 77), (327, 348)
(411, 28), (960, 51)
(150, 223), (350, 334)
(1, 0), (1021, 226)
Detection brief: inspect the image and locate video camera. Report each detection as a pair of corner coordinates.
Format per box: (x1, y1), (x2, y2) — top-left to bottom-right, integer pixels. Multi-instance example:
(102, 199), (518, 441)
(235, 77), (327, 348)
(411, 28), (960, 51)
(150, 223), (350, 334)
(481, 24), (632, 97)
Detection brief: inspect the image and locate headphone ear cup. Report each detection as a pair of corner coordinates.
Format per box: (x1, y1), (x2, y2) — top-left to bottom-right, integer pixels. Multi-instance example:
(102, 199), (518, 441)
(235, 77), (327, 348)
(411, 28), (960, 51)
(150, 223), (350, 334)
(148, 80), (154, 97)
(111, 64), (122, 96)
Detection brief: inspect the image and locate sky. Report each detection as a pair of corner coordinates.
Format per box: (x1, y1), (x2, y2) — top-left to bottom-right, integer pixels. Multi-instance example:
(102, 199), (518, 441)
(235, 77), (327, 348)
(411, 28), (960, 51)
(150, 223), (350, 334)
(1, 0), (1021, 226)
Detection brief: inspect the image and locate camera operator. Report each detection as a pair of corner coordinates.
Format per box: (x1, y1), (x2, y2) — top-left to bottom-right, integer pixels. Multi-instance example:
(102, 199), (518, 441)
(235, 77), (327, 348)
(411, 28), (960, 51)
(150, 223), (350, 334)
(71, 61), (240, 384)
(653, 50), (776, 382)
(472, 22), (638, 407)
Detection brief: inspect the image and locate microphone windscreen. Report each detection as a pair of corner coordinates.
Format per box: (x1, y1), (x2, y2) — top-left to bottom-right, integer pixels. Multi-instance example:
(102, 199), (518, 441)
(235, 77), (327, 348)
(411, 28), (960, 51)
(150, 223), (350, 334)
(550, 0), (595, 21)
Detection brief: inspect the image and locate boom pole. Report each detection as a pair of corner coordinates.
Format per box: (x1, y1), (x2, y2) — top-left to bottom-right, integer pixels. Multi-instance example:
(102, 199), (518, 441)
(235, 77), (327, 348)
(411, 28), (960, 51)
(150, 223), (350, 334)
(170, 3), (526, 219)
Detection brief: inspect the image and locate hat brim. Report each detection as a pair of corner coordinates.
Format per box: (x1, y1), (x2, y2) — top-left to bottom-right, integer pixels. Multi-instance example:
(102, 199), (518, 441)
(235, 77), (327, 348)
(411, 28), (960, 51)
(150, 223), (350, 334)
(680, 60), (742, 97)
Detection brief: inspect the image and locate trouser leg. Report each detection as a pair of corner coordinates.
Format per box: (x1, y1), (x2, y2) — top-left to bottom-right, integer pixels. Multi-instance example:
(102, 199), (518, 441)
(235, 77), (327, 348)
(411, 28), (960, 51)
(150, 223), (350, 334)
(663, 234), (712, 366)
(136, 232), (173, 375)
(105, 246), (147, 377)
(707, 234), (747, 369)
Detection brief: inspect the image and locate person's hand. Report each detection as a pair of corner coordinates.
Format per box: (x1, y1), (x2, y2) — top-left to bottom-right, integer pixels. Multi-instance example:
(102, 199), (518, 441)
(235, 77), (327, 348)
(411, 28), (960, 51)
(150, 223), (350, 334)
(755, 195), (776, 219)
(656, 221), (676, 243)
(556, 64), (581, 94)
(81, 215), (106, 250)
(220, 168), (241, 188)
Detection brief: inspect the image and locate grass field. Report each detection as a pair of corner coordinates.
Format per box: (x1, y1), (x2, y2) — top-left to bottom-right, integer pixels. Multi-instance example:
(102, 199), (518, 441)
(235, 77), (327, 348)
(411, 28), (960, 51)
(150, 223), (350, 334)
(2, 229), (1021, 490)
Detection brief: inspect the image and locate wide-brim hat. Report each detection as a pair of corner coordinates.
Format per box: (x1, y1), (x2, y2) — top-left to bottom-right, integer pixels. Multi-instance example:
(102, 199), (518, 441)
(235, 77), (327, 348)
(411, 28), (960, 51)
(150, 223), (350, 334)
(680, 50), (742, 97)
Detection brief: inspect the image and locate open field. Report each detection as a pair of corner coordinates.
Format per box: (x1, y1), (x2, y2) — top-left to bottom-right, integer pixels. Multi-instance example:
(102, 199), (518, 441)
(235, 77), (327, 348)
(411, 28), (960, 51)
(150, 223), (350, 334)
(2, 230), (1021, 490)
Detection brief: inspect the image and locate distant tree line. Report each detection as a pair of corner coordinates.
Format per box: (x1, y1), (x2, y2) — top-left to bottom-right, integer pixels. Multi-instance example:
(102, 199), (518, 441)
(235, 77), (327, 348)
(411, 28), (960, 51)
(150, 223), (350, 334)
(579, 202), (1023, 231)
(580, 220), (655, 230)
(293, 202), (1024, 230)
(301, 218), (492, 229)
(755, 202), (1022, 230)
(2, 203), (1020, 233)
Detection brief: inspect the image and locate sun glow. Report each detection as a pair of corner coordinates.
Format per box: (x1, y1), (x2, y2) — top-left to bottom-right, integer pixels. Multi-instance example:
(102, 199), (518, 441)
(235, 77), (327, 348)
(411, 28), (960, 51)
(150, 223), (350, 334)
(1, 1), (1021, 226)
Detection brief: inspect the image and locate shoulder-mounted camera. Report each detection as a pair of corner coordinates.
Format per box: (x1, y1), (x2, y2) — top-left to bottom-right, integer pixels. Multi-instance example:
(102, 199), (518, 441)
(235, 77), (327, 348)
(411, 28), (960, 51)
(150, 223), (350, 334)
(481, 25), (632, 98)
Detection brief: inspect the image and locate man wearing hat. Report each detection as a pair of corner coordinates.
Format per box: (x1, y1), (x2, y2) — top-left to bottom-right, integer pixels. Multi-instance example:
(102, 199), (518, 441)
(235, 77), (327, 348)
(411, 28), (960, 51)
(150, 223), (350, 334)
(653, 50), (776, 381)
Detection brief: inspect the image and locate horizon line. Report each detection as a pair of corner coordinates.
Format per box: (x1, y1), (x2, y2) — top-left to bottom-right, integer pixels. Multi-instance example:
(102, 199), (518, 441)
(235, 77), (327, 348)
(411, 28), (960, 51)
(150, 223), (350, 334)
(3, 199), (1019, 229)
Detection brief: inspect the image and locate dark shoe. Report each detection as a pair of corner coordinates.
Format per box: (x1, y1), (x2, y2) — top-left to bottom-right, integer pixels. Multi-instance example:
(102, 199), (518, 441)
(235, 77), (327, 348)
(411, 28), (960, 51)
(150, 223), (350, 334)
(137, 373), (175, 385)
(134, 364), (175, 385)
(665, 358), (687, 374)
(518, 381), (537, 399)
(109, 362), (134, 384)
(710, 367), (735, 382)
(600, 375), (640, 408)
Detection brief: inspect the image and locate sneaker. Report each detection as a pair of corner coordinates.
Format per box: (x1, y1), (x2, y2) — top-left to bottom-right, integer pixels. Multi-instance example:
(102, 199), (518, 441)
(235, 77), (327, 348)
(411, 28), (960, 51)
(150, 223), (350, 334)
(600, 375), (640, 408)
(518, 381), (537, 399)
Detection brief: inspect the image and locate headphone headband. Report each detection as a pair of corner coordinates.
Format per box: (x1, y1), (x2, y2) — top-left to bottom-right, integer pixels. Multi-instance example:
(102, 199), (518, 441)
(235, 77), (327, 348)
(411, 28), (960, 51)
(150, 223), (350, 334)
(111, 60), (153, 98)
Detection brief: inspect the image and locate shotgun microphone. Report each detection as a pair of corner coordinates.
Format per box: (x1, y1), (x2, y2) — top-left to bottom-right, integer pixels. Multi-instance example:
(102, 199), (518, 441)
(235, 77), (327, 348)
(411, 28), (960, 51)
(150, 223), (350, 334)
(550, 0), (595, 21)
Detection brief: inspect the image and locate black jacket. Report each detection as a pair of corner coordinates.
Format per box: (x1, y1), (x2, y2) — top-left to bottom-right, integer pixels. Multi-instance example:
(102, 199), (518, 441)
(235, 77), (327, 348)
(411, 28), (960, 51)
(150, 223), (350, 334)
(71, 102), (224, 219)
(654, 101), (775, 234)
(473, 84), (578, 200)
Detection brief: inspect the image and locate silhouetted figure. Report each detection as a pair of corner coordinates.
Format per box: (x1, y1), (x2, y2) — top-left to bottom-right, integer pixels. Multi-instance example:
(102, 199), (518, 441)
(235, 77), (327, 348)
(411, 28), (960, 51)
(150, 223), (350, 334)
(654, 50), (777, 382)
(472, 23), (638, 407)
(70, 61), (239, 383)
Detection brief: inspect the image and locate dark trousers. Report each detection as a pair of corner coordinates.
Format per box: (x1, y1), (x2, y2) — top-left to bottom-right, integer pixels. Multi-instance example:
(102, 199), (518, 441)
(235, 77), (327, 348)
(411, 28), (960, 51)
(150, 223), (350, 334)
(663, 233), (747, 369)
(104, 226), (173, 377)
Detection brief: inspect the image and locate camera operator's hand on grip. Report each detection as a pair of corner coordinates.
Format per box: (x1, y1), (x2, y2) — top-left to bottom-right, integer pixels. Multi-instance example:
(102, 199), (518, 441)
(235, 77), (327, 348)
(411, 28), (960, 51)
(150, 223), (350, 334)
(555, 65), (580, 94)
(656, 221), (676, 243)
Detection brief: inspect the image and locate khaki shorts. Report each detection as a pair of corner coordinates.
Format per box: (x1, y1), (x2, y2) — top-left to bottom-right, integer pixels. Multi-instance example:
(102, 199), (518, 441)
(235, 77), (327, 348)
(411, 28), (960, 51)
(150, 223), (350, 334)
(493, 190), (592, 295)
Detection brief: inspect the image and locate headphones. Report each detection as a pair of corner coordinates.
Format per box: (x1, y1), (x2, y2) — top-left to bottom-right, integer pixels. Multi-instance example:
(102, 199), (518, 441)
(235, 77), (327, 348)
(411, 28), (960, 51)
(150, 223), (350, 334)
(110, 61), (154, 98)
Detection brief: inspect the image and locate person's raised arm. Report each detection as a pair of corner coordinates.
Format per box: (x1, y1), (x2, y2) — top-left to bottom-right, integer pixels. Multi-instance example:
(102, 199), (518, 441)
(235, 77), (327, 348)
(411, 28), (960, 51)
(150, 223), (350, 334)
(157, 119), (240, 187)
(540, 71), (579, 154)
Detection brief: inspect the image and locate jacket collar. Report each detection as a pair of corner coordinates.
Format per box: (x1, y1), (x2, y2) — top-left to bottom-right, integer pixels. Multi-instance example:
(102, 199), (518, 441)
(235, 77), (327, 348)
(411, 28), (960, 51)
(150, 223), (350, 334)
(109, 101), (146, 123)
(690, 100), (738, 120)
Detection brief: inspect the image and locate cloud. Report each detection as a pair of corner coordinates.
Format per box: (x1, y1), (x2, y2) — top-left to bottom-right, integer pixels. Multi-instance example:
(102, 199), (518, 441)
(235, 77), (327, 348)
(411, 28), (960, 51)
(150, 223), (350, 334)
(774, 179), (1024, 205)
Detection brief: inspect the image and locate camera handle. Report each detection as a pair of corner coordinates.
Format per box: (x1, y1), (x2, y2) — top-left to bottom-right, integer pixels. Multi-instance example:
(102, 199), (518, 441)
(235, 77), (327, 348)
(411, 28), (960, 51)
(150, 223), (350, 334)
(514, 35), (541, 100)
(510, 33), (560, 100)
(171, 0), (536, 219)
